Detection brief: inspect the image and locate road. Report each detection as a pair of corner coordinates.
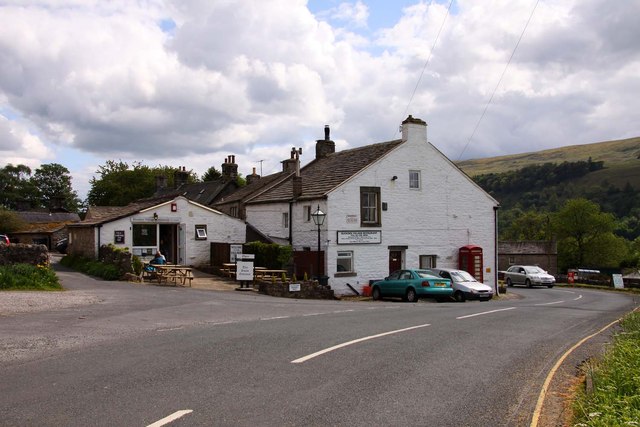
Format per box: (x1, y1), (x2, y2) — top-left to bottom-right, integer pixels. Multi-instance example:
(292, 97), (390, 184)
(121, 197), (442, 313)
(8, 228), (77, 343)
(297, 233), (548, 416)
(1, 267), (637, 427)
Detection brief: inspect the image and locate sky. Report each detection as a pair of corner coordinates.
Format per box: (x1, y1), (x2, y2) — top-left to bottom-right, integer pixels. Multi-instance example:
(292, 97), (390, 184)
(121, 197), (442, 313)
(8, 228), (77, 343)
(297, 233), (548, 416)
(1, 0), (639, 200)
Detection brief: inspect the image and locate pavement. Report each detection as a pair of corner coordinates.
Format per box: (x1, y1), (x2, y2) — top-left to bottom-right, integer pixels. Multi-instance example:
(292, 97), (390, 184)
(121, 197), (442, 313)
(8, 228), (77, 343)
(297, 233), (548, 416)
(181, 268), (241, 291)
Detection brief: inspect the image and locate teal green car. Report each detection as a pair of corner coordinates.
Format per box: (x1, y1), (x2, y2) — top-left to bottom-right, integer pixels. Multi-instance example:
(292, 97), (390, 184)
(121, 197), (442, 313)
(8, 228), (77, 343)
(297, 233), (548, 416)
(371, 269), (453, 302)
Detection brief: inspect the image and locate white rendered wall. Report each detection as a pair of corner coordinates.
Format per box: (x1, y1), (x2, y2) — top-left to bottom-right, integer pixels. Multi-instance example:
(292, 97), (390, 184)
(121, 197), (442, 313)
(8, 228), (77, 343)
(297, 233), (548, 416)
(99, 197), (246, 267)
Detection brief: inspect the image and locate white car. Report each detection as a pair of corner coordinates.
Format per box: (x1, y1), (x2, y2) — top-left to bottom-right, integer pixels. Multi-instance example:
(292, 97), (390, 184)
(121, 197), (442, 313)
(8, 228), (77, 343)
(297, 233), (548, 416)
(504, 265), (555, 288)
(428, 268), (494, 302)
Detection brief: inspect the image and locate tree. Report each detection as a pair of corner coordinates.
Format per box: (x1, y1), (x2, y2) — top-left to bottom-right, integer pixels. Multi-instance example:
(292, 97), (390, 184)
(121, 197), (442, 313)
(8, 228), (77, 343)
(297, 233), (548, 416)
(553, 198), (624, 269)
(30, 163), (81, 212)
(500, 209), (552, 241)
(87, 161), (197, 206)
(0, 207), (26, 232)
(0, 164), (36, 209)
(201, 166), (222, 182)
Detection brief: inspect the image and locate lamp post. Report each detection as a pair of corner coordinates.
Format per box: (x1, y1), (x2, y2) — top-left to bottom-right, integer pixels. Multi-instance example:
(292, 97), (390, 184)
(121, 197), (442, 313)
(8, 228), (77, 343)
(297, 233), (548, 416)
(311, 204), (326, 282)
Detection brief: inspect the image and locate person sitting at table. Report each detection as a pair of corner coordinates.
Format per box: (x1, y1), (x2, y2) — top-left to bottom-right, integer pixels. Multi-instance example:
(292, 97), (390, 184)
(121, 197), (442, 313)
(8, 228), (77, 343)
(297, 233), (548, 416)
(145, 251), (166, 273)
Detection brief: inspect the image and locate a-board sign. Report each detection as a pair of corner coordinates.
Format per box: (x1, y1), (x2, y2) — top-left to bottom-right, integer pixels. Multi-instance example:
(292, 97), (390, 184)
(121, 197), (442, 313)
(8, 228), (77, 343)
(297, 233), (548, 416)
(236, 261), (254, 281)
(612, 274), (624, 289)
(236, 253), (255, 261)
(230, 244), (243, 262)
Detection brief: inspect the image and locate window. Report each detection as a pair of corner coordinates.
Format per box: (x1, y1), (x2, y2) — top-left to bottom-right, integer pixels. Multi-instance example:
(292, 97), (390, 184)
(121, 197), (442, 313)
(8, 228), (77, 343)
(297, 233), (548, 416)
(409, 170), (421, 189)
(133, 224), (157, 246)
(230, 206), (238, 218)
(282, 212), (289, 228)
(304, 205), (311, 222)
(195, 224), (207, 240)
(337, 251), (353, 273)
(360, 186), (381, 227)
(508, 256), (515, 264)
(419, 255), (437, 269)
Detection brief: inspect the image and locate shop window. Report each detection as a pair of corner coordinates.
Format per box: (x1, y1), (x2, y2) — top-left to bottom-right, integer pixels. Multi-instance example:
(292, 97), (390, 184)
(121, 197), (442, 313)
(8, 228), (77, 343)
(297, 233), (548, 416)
(133, 224), (157, 246)
(360, 186), (381, 227)
(195, 224), (207, 240)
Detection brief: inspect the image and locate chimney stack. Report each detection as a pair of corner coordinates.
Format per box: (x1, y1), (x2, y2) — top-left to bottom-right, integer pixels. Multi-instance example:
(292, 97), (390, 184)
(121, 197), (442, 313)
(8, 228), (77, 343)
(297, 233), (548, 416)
(173, 166), (189, 189)
(221, 155), (239, 182)
(246, 167), (261, 185)
(315, 125), (335, 159)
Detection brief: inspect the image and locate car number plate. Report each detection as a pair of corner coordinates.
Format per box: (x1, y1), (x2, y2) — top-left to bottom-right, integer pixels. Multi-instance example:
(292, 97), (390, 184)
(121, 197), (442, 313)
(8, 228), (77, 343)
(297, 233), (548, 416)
(434, 282), (446, 287)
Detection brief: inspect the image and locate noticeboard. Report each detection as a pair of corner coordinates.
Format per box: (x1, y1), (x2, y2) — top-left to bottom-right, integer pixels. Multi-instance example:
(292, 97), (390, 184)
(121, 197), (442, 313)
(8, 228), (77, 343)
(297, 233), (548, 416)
(114, 230), (125, 244)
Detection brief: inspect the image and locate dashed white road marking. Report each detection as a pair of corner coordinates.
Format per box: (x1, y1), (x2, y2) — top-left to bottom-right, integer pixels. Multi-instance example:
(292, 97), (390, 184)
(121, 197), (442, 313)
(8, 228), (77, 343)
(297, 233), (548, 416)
(456, 307), (517, 320)
(262, 316), (290, 321)
(573, 295), (583, 301)
(156, 327), (184, 332)
(291, 323), (431, 364)
(147, 409), (193, 427)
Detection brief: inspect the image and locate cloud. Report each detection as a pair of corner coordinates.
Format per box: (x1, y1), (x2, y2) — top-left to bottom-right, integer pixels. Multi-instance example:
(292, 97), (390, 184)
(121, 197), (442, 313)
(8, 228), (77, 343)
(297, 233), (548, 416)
(0, 0), (638, 202)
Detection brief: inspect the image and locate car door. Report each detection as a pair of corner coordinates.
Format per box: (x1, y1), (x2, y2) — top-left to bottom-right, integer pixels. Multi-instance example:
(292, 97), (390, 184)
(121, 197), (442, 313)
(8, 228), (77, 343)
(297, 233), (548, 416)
(380, 270), (401, 296)
(396, 270), (414, 296)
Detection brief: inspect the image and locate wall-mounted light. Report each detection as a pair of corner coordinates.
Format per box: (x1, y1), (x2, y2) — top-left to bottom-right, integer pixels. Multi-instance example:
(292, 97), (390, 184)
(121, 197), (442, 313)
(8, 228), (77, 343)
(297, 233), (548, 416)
(171, 203), (177, 212)
(391, 175), (398, 181)
(153, 213), (158, 221)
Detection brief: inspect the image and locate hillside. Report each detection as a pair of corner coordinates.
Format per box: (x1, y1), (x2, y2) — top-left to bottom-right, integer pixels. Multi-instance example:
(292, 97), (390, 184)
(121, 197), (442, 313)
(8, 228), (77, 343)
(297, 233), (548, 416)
(456, 136), (640, 177)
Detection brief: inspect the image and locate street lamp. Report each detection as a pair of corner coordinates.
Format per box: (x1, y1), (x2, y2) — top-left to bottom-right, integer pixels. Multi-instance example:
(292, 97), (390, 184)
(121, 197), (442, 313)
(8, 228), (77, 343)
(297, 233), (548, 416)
(311, 204), (326, 282)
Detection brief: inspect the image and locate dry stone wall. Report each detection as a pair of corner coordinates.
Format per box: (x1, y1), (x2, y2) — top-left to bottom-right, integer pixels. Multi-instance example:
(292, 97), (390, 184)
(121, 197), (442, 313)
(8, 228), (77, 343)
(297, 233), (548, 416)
(0, 243), (49, 266)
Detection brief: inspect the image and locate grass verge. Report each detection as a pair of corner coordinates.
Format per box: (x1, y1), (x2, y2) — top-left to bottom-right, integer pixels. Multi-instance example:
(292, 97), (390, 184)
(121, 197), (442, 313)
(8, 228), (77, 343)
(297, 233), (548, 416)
(0, 263), (62, 291)
(572, 311), (640, 426)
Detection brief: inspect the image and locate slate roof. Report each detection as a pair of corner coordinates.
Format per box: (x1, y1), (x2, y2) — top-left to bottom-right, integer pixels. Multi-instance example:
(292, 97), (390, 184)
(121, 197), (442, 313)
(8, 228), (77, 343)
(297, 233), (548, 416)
(13, 211), (81, 234)
(248, 139), (404, 204)
(74, 196), (176, 226)
(214, 171), (291, 206)
(155, 179), (236, 206)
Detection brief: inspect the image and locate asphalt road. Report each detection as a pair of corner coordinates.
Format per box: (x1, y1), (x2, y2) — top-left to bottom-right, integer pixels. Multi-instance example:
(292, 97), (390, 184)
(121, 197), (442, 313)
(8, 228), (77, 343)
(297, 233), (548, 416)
(1, 267), (638, 427)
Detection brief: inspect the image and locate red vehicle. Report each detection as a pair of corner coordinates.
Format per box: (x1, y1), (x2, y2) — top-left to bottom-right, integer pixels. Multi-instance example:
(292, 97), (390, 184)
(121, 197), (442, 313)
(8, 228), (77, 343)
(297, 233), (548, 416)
(0, 234), (10, 245)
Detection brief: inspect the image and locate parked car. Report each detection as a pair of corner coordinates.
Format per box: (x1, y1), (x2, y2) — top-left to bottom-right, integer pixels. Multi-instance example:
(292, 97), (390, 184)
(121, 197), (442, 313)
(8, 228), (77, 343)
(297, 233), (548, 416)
(55, 238), (68, 254)
(0, 234), (10, 245)
(427, 268), (494, 302)
(504, 265), (555, 288)
(371, 269), (453, 302)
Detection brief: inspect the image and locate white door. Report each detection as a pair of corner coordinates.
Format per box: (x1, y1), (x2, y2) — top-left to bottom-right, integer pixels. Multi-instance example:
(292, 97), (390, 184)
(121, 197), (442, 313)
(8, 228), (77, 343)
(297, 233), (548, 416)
(178, 223), (186, 265)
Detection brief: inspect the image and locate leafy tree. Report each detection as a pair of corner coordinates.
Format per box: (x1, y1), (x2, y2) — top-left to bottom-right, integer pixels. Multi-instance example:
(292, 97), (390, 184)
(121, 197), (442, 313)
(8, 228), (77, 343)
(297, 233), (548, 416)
(553, 198), (624, 270)
(0, 207), (26, 232)
(87, 161), (197, 206)
(202, 166), (222, 182)
(0, 164), (37, 209)
(30, 163), (81, 212)
(500, 209), (552, 240)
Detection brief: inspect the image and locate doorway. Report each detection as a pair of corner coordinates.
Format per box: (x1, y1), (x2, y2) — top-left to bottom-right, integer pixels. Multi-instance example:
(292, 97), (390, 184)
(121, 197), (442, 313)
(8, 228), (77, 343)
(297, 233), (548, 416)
(159, 224), (178, 264)
(389, 250), (402, 274)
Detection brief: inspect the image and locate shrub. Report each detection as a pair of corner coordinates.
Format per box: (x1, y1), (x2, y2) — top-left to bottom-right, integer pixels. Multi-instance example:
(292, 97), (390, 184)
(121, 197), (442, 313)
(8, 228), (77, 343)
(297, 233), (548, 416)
(243, 241), (292, 269)
(0, 263), (62, 290)
(60, 254), (121, 281)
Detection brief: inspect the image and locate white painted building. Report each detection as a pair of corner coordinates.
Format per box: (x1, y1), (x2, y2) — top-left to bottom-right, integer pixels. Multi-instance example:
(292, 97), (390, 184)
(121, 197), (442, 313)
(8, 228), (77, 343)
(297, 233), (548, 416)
(246, 116), (499, 295)
(68, 195), (246, 267)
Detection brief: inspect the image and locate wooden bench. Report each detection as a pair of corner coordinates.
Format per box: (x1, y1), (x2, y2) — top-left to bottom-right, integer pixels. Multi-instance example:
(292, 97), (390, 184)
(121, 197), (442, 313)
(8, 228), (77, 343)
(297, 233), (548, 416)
(155, 265), (193, 287)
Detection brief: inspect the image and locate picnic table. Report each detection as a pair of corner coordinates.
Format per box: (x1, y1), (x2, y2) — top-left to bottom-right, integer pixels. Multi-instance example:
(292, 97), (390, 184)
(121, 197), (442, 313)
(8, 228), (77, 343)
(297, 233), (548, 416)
(156, 265), (193, 286)
(254, 269), (287, 280)
(221, 263), (236, 278)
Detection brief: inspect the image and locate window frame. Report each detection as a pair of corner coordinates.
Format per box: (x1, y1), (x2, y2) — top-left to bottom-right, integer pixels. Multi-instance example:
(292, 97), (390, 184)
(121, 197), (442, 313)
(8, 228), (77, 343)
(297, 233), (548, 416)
(419, 255), (437, 269)
(195, 224), (208, 240)
(282, 212), (289, 229)
(360, 186), (381, 227)
(409, 170), (421, 190)
(303, 205), (311, 222)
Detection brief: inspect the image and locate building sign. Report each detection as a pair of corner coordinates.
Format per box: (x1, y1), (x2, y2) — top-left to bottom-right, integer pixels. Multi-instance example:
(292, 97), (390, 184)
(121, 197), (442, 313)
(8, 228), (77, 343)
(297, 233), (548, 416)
(346, 215), (358, 224)
(114, 230), (125, 244)
(289, 283), (301, 292)
(337, 230), (382, 244)
(230, 244), (243, 262)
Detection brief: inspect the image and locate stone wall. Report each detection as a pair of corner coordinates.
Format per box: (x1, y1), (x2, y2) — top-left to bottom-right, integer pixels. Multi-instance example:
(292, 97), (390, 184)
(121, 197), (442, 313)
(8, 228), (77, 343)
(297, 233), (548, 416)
(0, 243), (49, 266)
(258, 280), (335, 300)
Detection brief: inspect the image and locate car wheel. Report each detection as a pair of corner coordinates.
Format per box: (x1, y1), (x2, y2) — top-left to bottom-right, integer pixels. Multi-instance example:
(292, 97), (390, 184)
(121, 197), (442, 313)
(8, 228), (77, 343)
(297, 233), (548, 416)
(506, 278), (513, 287)
(454, 291), (465, 303)
(372, 287), (381, 301)
(526, 279), (532, 288)
(405, 288), (418, 303)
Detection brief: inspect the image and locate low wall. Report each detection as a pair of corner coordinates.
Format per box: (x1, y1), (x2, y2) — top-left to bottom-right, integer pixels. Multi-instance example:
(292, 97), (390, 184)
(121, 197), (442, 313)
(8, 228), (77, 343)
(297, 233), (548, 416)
(0, 243), (49, 266)
(258, 280), (335, 300)
(98, 244), (135, 277)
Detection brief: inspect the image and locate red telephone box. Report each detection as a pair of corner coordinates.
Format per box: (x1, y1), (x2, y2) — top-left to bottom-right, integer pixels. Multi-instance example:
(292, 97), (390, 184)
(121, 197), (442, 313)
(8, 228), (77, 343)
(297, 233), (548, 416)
(459, 245), (483, 282)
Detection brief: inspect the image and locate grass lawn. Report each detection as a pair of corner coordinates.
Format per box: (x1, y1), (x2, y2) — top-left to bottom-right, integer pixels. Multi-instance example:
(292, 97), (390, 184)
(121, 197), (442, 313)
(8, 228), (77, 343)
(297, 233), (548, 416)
(0, 263), (62, 291)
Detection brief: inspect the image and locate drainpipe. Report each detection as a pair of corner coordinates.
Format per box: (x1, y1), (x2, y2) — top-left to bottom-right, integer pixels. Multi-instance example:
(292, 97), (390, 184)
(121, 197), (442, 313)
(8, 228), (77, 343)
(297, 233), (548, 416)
(288, 201), (293, 245)
(493, 205), (500, 295)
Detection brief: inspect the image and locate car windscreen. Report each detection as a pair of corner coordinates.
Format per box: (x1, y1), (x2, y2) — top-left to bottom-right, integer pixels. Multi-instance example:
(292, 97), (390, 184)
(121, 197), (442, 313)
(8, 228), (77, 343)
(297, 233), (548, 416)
(450, 270), (476, 282)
